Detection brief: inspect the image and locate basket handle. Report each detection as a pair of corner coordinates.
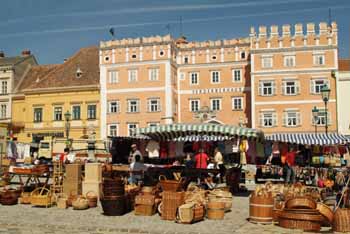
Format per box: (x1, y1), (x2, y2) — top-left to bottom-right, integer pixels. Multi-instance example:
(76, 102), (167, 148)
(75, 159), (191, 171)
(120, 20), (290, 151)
(30, 187), (51, 197)
(178, 177), (185, 183)
(86, 191), (96, 198)
(159, 175), (167, 181)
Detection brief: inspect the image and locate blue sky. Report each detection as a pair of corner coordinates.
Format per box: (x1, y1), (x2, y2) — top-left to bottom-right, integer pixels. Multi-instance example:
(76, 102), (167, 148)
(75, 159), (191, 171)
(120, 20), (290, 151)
(1, 0), (349, 64)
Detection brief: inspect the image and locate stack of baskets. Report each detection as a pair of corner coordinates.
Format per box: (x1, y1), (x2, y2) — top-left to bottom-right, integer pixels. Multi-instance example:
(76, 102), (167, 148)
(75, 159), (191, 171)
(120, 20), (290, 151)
(100, 177), (126, 216)
(208, 189), (233, 212)
(277, 197), (325, 232)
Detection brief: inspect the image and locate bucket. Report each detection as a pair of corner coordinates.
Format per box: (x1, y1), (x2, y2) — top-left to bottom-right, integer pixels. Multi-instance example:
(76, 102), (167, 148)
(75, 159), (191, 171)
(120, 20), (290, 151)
(249, 194), (274, 224)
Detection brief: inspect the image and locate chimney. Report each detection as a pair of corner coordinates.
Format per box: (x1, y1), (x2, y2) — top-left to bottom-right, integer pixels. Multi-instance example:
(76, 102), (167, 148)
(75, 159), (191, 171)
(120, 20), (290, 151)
(0, 51), (4, 58)
(63, 58), (67, 63)
(21, 50), (31, 56)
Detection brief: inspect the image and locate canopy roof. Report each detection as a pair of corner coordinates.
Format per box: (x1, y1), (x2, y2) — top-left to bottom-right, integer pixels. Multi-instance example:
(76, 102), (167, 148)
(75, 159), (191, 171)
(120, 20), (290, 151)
(266, 133), (349, 146)
(135, 123), (264, 141)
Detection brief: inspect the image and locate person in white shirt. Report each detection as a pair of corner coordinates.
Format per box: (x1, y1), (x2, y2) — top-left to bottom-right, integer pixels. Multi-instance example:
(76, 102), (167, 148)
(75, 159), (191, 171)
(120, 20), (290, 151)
(214, 147), (225, 183)
(145, 140), (159, 158)
(129, 144), (143, 163)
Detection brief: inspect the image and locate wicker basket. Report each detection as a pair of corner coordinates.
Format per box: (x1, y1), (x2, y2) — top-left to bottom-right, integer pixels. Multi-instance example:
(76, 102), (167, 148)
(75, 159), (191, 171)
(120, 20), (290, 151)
(67, 193), (78, 207)
(285, 197), (316, 209)
(159, 175), (184, 192)
(161, 191), (185, 220)
(135, 194), (155, 206)
(279, 217), (321, 232)
(207, 201), (225, 220)
(177, 203), (204, 224)
(278, 210), (324, 222)
(72, 196), (89, 210)
(316, 203), (333, 225)
(20, 192), (31, 204)
(57, 196), (68, 209)
(333, 208), (350, 232)
(86, 191), (98, 208)
(0, 190), (18, 205)
(30, 187), (52, 207)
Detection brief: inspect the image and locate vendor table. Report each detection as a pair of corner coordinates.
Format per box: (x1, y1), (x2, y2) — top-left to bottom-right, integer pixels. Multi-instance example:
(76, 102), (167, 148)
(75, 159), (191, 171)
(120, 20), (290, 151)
(8, 171), (51, 188)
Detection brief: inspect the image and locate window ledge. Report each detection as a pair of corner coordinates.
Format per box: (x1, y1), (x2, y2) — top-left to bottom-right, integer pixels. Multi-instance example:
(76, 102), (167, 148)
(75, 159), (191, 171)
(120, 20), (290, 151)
(232, 109), (243, 111)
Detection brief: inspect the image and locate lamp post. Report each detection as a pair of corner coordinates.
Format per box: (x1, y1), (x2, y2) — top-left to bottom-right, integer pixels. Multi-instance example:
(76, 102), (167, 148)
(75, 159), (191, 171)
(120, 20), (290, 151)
(312, 106), (319, 134)
(64, 111), (71, 150)
(320, 84), (331, 135)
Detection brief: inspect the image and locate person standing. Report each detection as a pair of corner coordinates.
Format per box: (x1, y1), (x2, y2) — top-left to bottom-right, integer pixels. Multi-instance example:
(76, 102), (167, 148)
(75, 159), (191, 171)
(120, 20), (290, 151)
(195, 148), (209, 169)
(128, 155), (146, 185)
(129, 144), (143, 163)
(214, 147), (225, 183)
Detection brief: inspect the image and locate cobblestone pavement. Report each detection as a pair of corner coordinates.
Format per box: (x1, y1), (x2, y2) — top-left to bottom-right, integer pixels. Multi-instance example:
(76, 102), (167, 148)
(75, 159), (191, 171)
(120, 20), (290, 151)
(0, 196), (333, 234)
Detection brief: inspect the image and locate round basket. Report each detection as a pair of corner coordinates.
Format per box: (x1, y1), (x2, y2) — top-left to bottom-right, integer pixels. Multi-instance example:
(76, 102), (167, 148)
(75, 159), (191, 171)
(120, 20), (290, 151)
(0, 190), (18, 205)
(278, 210), (324, 222)
(317, 203), (333, 225)
(86, 191), (98, 208)
(285, 197), (316, 209)
(279, 217), (321, 232)
(333, 208), (350, 232)
(72, 197), (89, 210)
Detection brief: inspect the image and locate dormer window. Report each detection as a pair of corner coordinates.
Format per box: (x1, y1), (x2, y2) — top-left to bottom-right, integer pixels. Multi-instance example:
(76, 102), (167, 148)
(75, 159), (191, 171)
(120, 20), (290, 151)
(76, 67), (83, 78)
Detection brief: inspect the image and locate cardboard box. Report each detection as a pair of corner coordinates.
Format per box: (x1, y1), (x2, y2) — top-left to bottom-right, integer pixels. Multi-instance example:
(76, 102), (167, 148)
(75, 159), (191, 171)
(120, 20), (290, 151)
(82, 181), (102, 199)
(84, 163), (102, 182)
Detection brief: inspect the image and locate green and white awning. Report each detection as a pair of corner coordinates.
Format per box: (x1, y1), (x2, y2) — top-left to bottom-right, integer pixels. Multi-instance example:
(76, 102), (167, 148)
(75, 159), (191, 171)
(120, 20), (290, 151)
(135, 123), (264, 141)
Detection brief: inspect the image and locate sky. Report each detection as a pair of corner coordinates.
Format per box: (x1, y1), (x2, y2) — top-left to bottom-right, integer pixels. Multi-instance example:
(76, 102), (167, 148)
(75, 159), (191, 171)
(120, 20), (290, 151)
(1, 0), (350, 64)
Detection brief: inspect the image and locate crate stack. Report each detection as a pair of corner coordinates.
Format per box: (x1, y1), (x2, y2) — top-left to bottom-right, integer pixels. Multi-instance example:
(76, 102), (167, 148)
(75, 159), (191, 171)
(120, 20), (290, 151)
(82, 163), (102, 199)
(63, 163), (82, 196)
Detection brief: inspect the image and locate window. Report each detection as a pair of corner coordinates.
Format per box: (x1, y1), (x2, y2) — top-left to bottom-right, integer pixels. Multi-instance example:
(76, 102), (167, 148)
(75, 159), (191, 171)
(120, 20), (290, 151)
(313, 109), (331, 126)
(212, 55), (217, 60)
(109, 101), (120, 113)
(108, 124), (118, 137)
(54, 106), (62, 121)
(260, 112), (277, 127)
(131, 54), (137, 59)
(311, 79), (328, 94)
(283, 111), (301, 127)
(128, 69), (138, 82)
(190, 99), (200, 112)
(313, 54), (325, 65)
(232, 69), (242, 82)
(0, 104), (6, 119)
(148, 122), (159, 127)
(127, 123), (138, 136)
(259, 81), (276, 96)
(149, 68), (159, 81)
(1, 81), (7, 94)
(184, 56), (189, 64)
(34, 108), (43, 123)
(232, 97), (243, 110)
(108, 71), (118, 84)
(284, 56), (295, 67)
(240, 51), (246, 59)
(72, 106), (81, 120)
(148, 98), (160, 112)
(127, 99), (139, 113)
(87, 104), (97, 119)
(283, 80), (299, 95)
(159, 51), (165, 57)
(190, 72), (199, 85)
(211, 71), (220, 84)
(210, 98), (221, 111)
(262, 56), (273, 68)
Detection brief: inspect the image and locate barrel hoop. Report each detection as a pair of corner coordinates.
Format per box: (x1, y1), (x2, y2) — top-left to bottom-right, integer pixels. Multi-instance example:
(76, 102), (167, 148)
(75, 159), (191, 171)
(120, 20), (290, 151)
(250, 203), (274, 208)
(208, 208), (225, 211)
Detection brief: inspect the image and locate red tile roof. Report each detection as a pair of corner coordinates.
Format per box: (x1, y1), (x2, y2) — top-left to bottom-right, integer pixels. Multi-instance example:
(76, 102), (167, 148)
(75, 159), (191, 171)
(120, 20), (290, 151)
(339, 59), (350, 71)
(19, 46), (99, 92)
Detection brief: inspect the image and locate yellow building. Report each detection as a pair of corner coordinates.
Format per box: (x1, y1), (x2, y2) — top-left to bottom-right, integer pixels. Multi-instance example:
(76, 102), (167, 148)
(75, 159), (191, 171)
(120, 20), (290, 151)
(12, 46), (100, 146)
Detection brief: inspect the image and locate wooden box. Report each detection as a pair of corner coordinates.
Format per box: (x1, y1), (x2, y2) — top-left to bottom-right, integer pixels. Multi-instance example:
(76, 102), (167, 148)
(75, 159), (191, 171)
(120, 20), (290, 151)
(65, 164), (82, 181)
(84, 163), (102, 182)
(134, 204), (156, 216)
(82, 181), (102, 199)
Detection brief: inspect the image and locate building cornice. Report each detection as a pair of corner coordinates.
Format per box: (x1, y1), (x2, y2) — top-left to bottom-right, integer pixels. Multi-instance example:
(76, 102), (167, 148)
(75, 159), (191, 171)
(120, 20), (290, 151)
(22, 85), (100, 95)
(250, 45), (337, 54)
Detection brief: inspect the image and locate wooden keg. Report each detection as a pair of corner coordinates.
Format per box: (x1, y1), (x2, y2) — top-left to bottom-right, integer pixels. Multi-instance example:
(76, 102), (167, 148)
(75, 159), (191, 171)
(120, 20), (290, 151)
(207, 201), (225, 220)
(249, 194), (274, 224)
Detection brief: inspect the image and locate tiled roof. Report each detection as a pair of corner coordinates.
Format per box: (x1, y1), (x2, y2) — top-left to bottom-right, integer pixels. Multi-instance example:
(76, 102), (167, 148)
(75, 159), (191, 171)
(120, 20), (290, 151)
(0, 56), (31, 67)
(339, 59), (350, 71)
(20, 46), (99, 92)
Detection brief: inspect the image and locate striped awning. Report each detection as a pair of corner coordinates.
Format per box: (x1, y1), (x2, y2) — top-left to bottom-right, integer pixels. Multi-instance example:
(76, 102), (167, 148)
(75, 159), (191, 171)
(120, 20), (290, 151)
(266, 133), (350, 145)
(172, 135), (233, 142)
(135, 123), (264, 141)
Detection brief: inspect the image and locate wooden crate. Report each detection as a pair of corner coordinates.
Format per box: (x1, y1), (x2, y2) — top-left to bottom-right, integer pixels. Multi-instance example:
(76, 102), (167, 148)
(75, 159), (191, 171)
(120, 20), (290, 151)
(65, 164), (82, 181)
(134, 204), (156, 216)
(84, 163), (102, 182)
(82, 181), (102, 199)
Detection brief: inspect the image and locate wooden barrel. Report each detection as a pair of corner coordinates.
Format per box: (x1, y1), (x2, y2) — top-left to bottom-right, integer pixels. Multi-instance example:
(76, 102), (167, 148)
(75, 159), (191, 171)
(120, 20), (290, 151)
(100, 195), (126, 216)
(103, 177), (125, 196)
(207, 201), (225, 220)
(249, 194), (274, 224)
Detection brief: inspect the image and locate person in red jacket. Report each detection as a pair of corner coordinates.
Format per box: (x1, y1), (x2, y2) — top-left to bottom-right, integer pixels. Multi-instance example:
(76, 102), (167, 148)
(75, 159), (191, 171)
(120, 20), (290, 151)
(195, 148), (209, 169)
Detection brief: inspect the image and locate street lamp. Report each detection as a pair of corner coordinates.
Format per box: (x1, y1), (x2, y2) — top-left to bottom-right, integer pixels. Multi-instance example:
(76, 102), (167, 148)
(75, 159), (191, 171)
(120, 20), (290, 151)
(320, 84), (331, 135)
(312, 106), (319, 134)
(64, 111), (71, 150)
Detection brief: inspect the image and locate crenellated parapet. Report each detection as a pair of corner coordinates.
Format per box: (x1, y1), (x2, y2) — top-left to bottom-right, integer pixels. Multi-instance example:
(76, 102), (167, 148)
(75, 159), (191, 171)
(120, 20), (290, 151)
(250, 22), (338, 49)
(176, 37), (250, 50)
(100, 34), (173, 49)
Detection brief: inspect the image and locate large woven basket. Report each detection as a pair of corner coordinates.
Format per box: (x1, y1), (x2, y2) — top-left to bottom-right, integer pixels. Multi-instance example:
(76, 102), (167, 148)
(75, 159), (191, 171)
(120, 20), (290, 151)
(159, 175), (184, 192)
(333, 208), (350, 232)
(177, 203), (204, 224)
(0, 190), (19, 205)
(279, 217), (321, 232)
(30, 187), (52, 207)
(278, 210), (324, 222)
(285, 197), (316, 209)
(316, 203), (333, 225)
(72, 197), (89, 210)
